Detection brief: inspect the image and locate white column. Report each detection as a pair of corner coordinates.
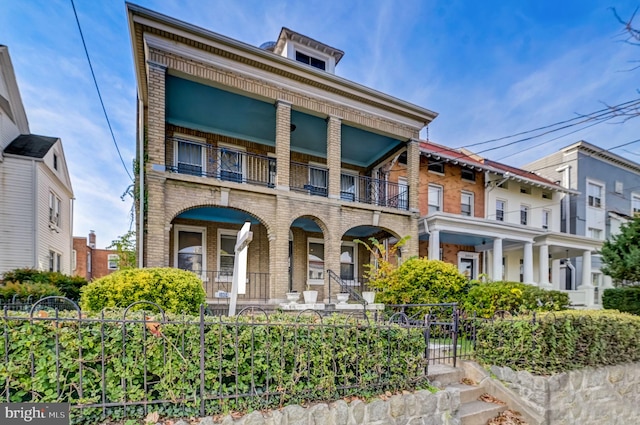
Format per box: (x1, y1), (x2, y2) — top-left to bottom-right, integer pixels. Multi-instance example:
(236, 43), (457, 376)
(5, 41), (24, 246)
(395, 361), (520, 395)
(523, 242), (534, 284)
(429, 230), (440, 260)
(493, 238), (503, 281)
(538, 244), (550, 288)
(581, 250), (595, 307)
(551, 259), (561, 290)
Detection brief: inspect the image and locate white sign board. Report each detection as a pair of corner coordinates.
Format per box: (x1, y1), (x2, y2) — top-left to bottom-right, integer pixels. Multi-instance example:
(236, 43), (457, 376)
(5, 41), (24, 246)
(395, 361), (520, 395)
(228, 221), (253, 316)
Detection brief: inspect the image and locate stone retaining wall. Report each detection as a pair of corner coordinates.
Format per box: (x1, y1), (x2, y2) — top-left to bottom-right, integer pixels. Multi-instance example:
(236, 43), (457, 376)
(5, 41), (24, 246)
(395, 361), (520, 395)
(490, 362), (640, 425)
(183, 390), (459, 425)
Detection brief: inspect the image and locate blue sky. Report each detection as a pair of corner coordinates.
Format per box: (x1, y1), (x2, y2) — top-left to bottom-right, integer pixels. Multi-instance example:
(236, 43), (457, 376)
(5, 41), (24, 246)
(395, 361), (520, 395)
(2, 0), (640, 248)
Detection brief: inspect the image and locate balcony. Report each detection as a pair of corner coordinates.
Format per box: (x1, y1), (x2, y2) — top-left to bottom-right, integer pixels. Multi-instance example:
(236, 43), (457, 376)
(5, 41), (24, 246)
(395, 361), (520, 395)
(290, 161), (328, 196)
(167, 137), (276, 187)
(341, 173), (408, 210)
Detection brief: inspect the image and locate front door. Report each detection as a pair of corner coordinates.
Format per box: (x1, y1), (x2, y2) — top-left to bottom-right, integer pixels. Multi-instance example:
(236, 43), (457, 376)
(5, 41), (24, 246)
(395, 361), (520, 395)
(457, 252), (479, 280)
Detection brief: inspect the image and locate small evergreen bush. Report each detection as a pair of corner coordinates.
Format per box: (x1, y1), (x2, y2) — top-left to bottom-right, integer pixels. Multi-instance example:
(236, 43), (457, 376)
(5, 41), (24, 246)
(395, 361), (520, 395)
(602, 286), (640, 315)
(0, 281), (61, 301)
(475, 310), (640, 374)
(463, 281), (570, 318)
(80, 267), (205, 314)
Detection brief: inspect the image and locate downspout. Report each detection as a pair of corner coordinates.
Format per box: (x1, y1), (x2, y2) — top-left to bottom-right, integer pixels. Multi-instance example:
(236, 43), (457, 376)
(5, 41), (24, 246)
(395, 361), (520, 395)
(566, 259), (576, 290)
(32, 159), (38, 268)
(138, 96), (144, 268)
(70, 197), (75, 274)
(556, 165), (571, 233)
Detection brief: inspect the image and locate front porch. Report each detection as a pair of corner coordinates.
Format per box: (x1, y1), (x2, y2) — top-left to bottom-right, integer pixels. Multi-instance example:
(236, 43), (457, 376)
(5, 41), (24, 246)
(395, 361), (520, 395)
(421, 213), (603, 308)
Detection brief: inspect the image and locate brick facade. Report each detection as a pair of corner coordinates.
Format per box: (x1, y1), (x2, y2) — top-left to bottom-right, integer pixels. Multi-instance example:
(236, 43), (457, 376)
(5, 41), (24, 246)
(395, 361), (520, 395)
(72, 233), (118, 281)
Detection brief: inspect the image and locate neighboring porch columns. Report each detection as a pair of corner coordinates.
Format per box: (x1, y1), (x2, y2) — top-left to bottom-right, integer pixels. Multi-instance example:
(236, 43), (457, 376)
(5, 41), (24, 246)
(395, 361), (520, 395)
(580, 250), (595, 307)
(492, 238), (503, 281)
(407, 139), (420, 213)
(538, 244), (551, 288)
(275, 100), (291, 191)
(428, 230), (440, 260)
(551, 259), (561, 290)
(326, 116), (342, 199)
(523, 242), (534, 284)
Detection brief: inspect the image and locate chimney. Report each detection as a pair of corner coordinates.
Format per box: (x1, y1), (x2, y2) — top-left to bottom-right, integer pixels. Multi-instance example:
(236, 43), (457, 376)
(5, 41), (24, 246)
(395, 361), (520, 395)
(89, 230), (96, 249)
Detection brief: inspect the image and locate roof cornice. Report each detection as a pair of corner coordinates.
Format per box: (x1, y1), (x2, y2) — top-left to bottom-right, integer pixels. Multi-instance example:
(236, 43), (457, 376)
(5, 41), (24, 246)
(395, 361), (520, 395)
(563, 140), (640, 175)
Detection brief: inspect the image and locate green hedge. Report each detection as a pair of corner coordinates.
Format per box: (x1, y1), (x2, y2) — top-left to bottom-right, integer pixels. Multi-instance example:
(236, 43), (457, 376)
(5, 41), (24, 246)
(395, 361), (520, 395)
(603, 287), (640, 315)
(0, 310), (426, 424)
(0, 281), (62, 301)
(475, 310), (640, 374)
(80, 268), (205, 314)
(462, 281), (570, 318)
(1, 269), (87, 301)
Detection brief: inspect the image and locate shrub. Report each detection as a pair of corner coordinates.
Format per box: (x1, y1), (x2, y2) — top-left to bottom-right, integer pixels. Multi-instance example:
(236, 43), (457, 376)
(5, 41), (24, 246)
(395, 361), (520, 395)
(462, 281), (570, 318)
(80, 267), (206, 314)
(1, 268), (88, 300)
(0, 311), (427, 423)
(603, 286), (640, 315)
(368, 257), (471, 307)
(0, 281), (61, 301)
(475, 310), (640, 374)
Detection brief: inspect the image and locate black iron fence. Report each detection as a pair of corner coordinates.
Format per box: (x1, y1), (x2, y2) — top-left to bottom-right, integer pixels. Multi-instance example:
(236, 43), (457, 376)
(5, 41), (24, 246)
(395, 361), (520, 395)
(2, 297), (474, 424)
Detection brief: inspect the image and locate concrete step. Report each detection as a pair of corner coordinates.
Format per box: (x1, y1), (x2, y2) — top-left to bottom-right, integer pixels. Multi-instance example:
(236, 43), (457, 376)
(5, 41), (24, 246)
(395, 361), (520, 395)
(427, 363), (465, 387)
(446, 383), (485, 404)
(459, 400), (507, 425)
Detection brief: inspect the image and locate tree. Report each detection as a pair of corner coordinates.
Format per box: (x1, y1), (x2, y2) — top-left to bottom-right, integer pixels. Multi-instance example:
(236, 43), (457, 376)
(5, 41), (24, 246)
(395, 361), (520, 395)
(600, 216), (640, 286)
(107, 230), (137, 270)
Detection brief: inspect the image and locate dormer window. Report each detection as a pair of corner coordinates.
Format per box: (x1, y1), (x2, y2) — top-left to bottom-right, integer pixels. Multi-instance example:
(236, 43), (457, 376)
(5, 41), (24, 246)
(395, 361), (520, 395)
(295, 51), (326, 70)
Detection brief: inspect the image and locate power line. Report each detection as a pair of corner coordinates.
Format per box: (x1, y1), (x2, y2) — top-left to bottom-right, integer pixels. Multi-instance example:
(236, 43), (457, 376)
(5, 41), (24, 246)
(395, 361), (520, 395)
(70, 0), (133, 182)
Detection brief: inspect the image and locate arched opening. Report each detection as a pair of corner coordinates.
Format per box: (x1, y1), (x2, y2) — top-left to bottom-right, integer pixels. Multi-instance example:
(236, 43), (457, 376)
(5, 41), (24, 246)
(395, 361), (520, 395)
(289, 216), (327, 295)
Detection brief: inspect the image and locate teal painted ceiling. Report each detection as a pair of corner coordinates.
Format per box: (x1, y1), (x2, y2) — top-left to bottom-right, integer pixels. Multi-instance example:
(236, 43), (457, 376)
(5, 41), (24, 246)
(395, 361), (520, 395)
(166, 75), (405, 167)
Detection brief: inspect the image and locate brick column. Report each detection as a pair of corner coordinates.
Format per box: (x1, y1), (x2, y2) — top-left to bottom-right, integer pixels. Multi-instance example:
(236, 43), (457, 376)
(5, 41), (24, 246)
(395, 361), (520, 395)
(275, 100), (291, 191)
(407, 139), (420, 213)
(145, 174), (168, 267)
(269, 200), (290, 302)
(146, 61), (167, 168)
(326, 115), (342, 199)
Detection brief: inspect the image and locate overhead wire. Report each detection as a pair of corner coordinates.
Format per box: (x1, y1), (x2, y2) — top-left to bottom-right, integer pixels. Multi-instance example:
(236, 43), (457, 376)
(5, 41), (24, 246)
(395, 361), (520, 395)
(70, 0), (133, 182)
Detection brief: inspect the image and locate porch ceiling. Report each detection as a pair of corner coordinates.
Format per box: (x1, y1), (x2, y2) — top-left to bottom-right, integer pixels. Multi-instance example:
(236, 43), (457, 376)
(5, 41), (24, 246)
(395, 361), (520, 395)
(176, 207), (261, 225)
(166, 75), (404, 168)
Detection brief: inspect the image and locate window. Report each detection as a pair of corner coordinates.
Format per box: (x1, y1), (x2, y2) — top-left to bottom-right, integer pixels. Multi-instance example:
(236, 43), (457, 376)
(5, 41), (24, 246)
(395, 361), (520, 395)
(496, 200), (505, 221)
(461, 168), (475, 182)
(461, 192), (473, 216)
(632, 194), (640, 217)
(72, 249), (77, 271)
(308, 165), (328, 196)
(340, 173), (356, 201)
(397, 177), (408, 210)
(108, 254), (119, 270)
(49, 192), (61, 227)
(295, 51), (326, 70)
(49, 251), (61, 272)
(53, 153), (58, 170)
(587, 182), (603, 208)
(308, 240), (325, 282)
(340, 243), (356, 282)
(176, 140), (204, 176)
(219, 146), (244, 183)
(520, 205), (529, 225)
(218, 232), (236, 279)
(428, 184), (443, 213)
(428, 161), (444, 174)
(520, 186), (531, 195)
(589, 227), (602, 240)
(542, 209), (550, 230)
(615, 181), (624, 194)
(87, 252), (91, 273)
(175, 226), (205, 275)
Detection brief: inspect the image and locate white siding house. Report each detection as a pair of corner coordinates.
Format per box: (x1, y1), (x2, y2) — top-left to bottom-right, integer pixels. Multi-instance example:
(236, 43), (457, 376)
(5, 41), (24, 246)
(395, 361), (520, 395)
(0, 45), (74, 275)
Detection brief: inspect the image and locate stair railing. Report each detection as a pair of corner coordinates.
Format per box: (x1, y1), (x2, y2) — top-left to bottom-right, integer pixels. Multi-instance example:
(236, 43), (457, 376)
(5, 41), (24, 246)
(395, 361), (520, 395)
(326, 269), (367, 307)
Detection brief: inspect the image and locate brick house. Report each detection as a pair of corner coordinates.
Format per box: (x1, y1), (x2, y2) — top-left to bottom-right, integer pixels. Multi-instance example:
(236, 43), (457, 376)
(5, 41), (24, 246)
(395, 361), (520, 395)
(72, 231), (119, 281)
(127, 4), (437, 305)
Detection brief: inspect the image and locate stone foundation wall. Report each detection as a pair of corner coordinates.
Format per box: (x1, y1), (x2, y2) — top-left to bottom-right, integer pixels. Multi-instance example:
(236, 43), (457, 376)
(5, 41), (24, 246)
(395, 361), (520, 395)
(197, 389), (459, 425)
(490, 362), (640, 425)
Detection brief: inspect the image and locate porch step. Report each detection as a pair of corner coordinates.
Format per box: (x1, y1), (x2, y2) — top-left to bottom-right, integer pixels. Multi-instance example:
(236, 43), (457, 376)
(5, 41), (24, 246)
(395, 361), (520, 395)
(427, 363), (465, 387)
(459, 400), (507, 425)
(445, 383), (484, 404)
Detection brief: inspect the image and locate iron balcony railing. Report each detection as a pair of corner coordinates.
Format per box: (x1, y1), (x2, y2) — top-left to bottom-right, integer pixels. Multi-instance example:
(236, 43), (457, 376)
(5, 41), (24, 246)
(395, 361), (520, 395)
(167, 138), (276, 187)
(340, 173), (409, 210)
(290, 161), (328, 196)
(197, 270), (270, 303)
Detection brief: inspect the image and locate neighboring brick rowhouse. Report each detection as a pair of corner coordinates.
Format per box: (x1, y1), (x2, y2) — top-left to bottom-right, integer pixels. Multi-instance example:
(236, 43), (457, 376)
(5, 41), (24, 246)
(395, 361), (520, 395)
(73, 232), (118, 281)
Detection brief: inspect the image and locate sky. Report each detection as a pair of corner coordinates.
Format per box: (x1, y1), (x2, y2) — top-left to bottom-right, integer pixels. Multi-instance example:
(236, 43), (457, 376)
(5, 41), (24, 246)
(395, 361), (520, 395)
(2, 0), (640, 248)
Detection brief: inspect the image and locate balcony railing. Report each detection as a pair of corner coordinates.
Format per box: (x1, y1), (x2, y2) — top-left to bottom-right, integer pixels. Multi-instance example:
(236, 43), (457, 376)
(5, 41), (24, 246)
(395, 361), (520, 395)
(341, 174), (409, 210)
(167, 138), (276, 187)
(290, 161), (328, 197)
(198, 270), (270, 303)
